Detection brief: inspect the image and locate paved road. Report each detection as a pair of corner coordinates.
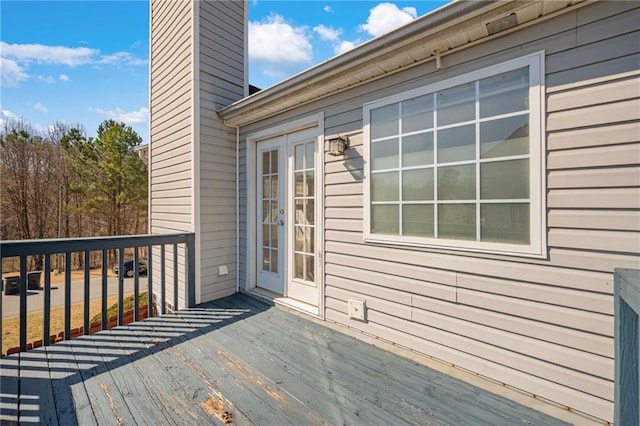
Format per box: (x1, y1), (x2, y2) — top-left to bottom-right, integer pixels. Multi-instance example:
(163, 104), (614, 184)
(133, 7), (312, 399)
(1, 276), (148, 319)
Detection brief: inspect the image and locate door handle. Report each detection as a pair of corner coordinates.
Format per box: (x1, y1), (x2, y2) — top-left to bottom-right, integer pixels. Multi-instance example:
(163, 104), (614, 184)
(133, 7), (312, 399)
(278, 219), (285, 227)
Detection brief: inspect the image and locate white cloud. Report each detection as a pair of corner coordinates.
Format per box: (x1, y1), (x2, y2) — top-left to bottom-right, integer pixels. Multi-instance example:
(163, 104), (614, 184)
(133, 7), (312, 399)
(0, 57), (29, 87)
(313, 24), (342, 42)
(97, 51), (147, 66)
(0, 108), (20, 130)
(1, 41), (97, 66)
(38, 75), (55, 84)
(33, 102), (48, 113)
(360, 3), (417, 37)
(59, 74), (70, 82)
(324, 5), (333, 13)
(249, 14), (312, 68)
(90, 106), (149, 125)
(335, 40), (360, 55)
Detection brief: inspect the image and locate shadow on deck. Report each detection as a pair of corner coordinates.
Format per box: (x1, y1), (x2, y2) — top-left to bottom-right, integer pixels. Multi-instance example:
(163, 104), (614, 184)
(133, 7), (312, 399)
(0, 293), (569, 425)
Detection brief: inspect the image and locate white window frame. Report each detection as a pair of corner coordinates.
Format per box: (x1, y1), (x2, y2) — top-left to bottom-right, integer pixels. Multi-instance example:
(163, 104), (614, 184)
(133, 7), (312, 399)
(363, 51), (546, 257)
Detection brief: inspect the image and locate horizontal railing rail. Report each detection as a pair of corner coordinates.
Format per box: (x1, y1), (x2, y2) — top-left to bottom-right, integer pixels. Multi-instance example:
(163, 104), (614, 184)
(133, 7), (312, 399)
(0, 233), (196, 356)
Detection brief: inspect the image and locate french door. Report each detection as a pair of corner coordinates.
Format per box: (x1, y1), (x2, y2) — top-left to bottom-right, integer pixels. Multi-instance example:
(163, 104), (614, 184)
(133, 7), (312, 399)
(256, 127), (319, 306)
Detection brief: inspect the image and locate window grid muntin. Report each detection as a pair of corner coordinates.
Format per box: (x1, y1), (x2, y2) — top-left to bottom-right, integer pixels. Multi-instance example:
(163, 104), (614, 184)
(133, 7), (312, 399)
(369, 67), (531, 244)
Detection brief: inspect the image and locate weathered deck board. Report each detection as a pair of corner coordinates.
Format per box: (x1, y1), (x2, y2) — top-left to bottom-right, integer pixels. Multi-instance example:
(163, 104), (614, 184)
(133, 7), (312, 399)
(1, 293), (571, 425)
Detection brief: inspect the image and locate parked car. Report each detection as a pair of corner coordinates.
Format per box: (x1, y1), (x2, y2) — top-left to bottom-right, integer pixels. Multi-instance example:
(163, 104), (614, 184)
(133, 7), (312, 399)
(113, 258), (147, 278)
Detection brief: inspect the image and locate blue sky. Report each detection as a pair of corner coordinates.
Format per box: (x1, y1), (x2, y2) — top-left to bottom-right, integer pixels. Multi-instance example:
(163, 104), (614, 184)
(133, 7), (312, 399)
(1, 1), (447, 143)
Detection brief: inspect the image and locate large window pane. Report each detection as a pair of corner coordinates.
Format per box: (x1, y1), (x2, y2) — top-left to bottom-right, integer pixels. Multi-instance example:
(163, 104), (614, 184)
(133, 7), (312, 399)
(372, 171), (399, 201)
(371, 104), (399, 139)
(438, 204), (475, 240)
(437, 124), (475, 163)
(480, 115), (529, 159)
(437, 82), (475, 126)
(480, 159), (529, 200)
(402, 132), (433, 167)
(438, 164), (475, 200)
(481, 203), (530, 244)
(372, 205), (399, 235)
(479, 67), (529, 118)
(402, 94), (433, 133)
(371, 138), (399, 170)
(403, 204), (434, 237)
(403, 168), (433, 201)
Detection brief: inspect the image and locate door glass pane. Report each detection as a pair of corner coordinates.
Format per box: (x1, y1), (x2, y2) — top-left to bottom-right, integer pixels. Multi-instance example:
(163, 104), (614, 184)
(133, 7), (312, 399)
(479, 67), (529, 118)
(271, 150), (278, 173)
(437, 124), (475, 163)
(371, 104), (399, 139)
(262, 176), (270, 198)
(262, 248), (270, 271)
(305, 255), (314, 282)
(402, 94), (433, 133)
(270, 249), (278, 273)
(481, 203), (530, 244)
(438, 204), (475, 240)
(262, 224), (270, 246)
(308, 228), (314, 252)
(295, 171), (304, 196)
(403, 204), (434, 237)
(371, 205), (399, 235)
(271, 176), (278, 198)
(372, 171), (399, 201)
(403, 168), (433, 201)
(262, 152), (270, 174)
(438, 164), (475, 200)
(294, 253), (304, 279)
(480, 159), (529, 200)
(295, 227), (304, 251)
(295, 144), (304, 170)
(305, 171), (314, 196)
(437, 82), (475, 126)
(371, 138), (399, 170)
(295, 199), (304, 224)
(262, 200), (270, 222)
(306, 200), (315, 225)
(271, 224), (278, 248)
(402, 132), (433, 167)
(305, 143), (315, 169)
(480, 115), (529, 159)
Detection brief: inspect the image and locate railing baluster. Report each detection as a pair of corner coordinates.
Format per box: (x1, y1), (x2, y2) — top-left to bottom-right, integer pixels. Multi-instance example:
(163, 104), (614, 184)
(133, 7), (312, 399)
(19, 255), (27, 352)
(118, 247), (124, 326)
(173, 243), (178, 311)
(44, 254), (51, 346)
(160, 245), (166, 315)
(101, 250), (108, 331)
(0, 259), (3, 356)
(147, 244), (153, 317)
(134, 248), (139, 322)
(83, 251), (90, 335)
(64, 253), (71, 340)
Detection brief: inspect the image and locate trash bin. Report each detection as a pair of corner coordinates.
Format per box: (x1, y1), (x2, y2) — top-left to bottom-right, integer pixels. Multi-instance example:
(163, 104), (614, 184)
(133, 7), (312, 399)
(3, 276), (19, 295)
(27, 271), (42, 290)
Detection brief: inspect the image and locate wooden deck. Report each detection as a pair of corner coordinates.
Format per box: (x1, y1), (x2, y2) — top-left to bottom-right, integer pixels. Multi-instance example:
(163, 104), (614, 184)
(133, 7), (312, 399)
(1, 293), (569, 425)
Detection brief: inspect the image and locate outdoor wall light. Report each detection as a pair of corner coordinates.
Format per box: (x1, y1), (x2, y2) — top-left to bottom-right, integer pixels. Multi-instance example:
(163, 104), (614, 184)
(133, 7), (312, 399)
(327, 136), (349, 156)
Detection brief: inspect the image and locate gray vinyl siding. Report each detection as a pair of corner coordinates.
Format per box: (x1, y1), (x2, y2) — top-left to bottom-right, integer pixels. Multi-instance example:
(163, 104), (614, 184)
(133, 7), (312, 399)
(149, 0), (193, 310)
(236, 2), (638, 423)
(197, 0), (245, 302)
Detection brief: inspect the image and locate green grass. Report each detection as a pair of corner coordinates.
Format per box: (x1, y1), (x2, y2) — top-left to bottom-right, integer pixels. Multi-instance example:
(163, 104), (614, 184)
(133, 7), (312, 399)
(90, 291), (150, 323)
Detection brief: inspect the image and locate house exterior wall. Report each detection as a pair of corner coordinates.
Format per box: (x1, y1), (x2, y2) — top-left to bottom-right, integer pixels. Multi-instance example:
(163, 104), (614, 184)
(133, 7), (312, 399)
(237, 2), (639, 422)
(150, 0), (245, 307)
(149, 0), (194, 309)
(197, 0), (245, 301)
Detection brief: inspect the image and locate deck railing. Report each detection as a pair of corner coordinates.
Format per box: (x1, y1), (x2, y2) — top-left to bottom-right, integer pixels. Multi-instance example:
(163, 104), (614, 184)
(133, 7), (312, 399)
(0, 233), (196, 356)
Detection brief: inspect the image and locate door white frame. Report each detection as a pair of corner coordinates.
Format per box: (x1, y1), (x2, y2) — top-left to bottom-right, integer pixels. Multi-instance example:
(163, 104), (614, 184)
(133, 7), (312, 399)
(245, 113), (325, 318)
